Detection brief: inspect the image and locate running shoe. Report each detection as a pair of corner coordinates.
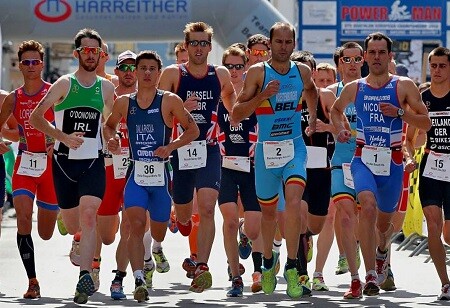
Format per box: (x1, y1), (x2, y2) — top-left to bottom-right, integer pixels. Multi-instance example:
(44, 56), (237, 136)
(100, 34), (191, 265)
(23, 278), (41, 299)
(227, 263), (245, 281)
(133, 278), (149, 303)
(176, 219), (192, 237)
(168, 208), (178, 233)
(363, 273), (379, 296)
(226, 276), (244, 297)
(274, 250), (281, 275)
(312, 275), (329, 291)
(380, 265), (396, 291)
(238, 218), (252, 259)
(439, 283), (450, 300)
(69, 239), (81, 267)
(306, 235), (313, 263)
(335, 255), (349, 275)
(251, 271), (262, 293)
(343, 278), (362, 299)
(110, 280), (126, 300)
(375, 251), (388, 286)
(57, 213), (68, 236)
(182, 255), (197, 279)
(74, 273), (95, 304)
(152, 248), (170, 273)
(261, 251), (279, 295)
(189, 263), (212, 293)
(283, 267), (303, 298)
(143, 260), (155, 288)
(298, 274), (312, 297)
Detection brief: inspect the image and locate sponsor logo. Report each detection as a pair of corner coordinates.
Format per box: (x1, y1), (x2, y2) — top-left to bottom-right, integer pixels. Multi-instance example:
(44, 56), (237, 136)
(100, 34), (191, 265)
(35, 0), (72, 23)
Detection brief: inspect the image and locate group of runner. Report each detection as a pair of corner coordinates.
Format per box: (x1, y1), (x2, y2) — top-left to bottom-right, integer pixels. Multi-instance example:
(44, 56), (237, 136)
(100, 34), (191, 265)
(0, 19), (449, 304)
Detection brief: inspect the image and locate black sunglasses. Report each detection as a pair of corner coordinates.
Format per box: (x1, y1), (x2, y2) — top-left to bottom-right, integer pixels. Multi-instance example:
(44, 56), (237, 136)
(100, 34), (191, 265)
(188, 40), (211, 47)
(224, 63), (245, 70)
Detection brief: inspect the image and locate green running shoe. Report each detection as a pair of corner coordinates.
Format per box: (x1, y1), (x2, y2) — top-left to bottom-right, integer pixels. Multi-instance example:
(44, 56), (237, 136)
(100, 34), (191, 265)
(284, 268), (303, 298)
(261, 251), (279, 294)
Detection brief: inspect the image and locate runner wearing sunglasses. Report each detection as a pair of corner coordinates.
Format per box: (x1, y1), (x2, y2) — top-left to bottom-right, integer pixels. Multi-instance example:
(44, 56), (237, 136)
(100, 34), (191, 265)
(30, 28), (115, 305)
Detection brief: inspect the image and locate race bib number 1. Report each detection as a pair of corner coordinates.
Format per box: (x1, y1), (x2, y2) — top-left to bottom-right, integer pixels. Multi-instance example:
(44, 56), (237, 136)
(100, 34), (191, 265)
(177, 140), (207, 170)
(17, 152), (47, 177)
(263, 139), (294, 169)
(361, 146), (391, 176)
(423, 151), (450, 182)
(134, 161), (165, 186)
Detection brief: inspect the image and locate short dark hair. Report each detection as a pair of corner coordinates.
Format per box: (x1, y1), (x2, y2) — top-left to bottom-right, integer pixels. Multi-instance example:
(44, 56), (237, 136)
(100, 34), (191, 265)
(183, 21), (213, 43)
(291, 50), (316, 71)
(428, 46), (450, 62)
(364, 32), (392, 53)
(340, 42), (363, 57)
(74, 28), (102, 49)
(222, 46), (247, 65)
(136, 50), (163, 70)
(246, 34), (269, 50)
(269, 22), (295, 42)
(174, 42), (186, 56)
(18, 40), (44, 61)
(333, 47), (342, 68)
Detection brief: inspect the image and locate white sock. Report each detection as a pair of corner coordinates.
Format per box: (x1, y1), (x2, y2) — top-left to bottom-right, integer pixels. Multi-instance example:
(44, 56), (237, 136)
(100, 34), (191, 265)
(143, 230), (152, 262)
(133, 270), (144, 281)
(273, 240), (282, 253)
(152, 241), (162, 252)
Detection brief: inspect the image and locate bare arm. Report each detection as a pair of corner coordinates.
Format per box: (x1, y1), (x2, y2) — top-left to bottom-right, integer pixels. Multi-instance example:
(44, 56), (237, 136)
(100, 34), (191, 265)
(104, 95), (129, 154)
(0, 92), (13, 153)
(232, 64), (277, 122)
(102, 79), (115, 120)
(217, 65), (236, 113)
(298, 63), (319, 135)
(158, 65), (178, 92)
(330, 81), (357, 142)
(403, 124), (418, 173)
(29, 76), (83, 150)
(316, 88), (338, 134)
(154, 93), (199, 159)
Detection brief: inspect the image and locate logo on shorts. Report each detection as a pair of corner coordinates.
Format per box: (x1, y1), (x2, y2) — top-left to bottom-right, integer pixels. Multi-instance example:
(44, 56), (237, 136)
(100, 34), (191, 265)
(34, 0), (72, 23)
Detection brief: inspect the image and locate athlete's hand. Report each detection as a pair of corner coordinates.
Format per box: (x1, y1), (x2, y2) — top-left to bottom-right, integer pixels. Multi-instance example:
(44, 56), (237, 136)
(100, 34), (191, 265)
(380, 102), (400, 117)
(62, 132), (84, 150)
(184, 96), (200, 112)
(404, 157), (417, 173)
(337, 129), (351, 143)
(306, 113), (317, 136)
(0, 140), (12, 154)
(315, 119), (329, 133)
(154, 145), (172, 159)
(107, 135), (121, 155)
(261, 80), (280, 101)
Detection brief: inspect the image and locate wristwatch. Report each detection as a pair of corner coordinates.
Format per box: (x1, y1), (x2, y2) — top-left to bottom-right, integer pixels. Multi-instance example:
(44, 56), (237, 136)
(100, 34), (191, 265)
(397, 108), (405, 118)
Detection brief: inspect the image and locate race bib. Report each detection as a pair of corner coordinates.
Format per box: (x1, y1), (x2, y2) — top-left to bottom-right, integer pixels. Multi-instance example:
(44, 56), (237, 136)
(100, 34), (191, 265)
(134, 160), (165, 186)
(177, 140), (207, 170)
(361, 146), (391, 176)
(222, 156), (251, 173)
(17, 152), (47, 177)
(423, 151), (450, 182)
(342, 163), (354, 189)
(263, 139), (294, 169)
(112, 148), (129, 179)
(306, 146), (328, 169)
(69, 137), (98, 160)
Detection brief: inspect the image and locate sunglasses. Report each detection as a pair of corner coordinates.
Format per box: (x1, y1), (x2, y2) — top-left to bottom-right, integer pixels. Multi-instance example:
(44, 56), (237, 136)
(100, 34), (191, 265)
(116, 64), (136, 72)
(250, 49), (269, 57)
(224, 63), (245, 70)
(188, 40), (211, 47)
(76, 46), (102, 55)
(20, 59), (42, 66)
(341, 56), (363, 64)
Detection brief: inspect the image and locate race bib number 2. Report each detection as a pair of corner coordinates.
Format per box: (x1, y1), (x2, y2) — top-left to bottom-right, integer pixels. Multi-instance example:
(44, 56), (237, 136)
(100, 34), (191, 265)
(263, 139), (294, 169)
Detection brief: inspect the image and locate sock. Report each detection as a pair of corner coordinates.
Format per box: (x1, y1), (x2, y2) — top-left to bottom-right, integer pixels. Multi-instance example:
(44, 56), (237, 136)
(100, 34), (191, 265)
(113, 270), (127, 283)
(272, 239), (282, 253)
(152, 241), (162, 252)
(286, 257), (297, 270)
(296, 233), (308, 276)
(351, 273), (360, 281)
(79, 270), (89, 278)
(143, 230), (152, 261)
(377, 247), (388, 257)
(189, 213), (200, 256)
(263, 256), (273, 269)
(92, 257), (101, 269)
(313, 271), (322, 278)
(17, 233), (36, 279)
(252, 252), (263, 273)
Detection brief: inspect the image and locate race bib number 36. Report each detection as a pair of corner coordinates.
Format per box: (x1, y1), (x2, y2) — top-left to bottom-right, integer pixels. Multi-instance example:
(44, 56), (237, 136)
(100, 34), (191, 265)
(134, 161), (165, 186)
(361, 146), (391, 176)
(263, 139), (294, 169)
(423, 151), (450, 182)
(177, 140), (207, 170)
